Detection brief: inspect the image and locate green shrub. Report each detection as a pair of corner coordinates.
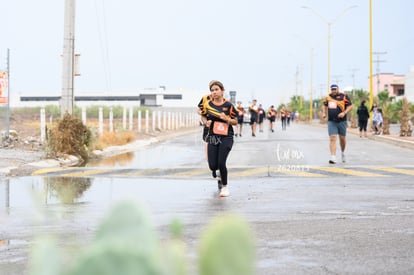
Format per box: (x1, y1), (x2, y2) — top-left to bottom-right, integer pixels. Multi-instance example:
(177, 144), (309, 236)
(198, 214), (255, 275)
(28, 201), (256, 275)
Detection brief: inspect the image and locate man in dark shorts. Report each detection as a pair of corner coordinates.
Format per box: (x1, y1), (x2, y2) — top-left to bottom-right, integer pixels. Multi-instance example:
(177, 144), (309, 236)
(258, 104), (266, 133)
(249, 99), (258, 137)
(267, 105), (277, 132)
(235, 101), (245, 137)
(322, 84), (353, 164)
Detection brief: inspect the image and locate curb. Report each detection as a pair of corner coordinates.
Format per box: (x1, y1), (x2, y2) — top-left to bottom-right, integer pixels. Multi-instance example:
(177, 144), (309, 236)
(368, 134), (414, 150)
(346, 127), (414, 150)
(312, 122), (414, 150)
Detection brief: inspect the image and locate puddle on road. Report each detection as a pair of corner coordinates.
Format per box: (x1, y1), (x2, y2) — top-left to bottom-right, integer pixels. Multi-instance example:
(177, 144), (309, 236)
(44, 177), (93, 204)
(0, 177), (94, 208)
(0, 239), (29, 251)
(0, 239), (10, 247)
(0, 176), (222, 220)
(0, 137), (224, 227)
(87, 152), (135, 167)
(0, 140), (205, 213)
(86, 143), (201, 169)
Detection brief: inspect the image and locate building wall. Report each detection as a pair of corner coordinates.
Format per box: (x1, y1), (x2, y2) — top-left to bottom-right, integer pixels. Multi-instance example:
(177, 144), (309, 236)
(9, 88), (207, 109)
(368, 73), (405, 97)
(161, 89), (205, 108)
(405, 66), (414, 103)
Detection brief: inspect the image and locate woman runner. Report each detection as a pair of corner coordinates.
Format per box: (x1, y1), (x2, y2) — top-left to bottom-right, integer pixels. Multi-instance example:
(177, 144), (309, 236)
(198, 80), (237, 197)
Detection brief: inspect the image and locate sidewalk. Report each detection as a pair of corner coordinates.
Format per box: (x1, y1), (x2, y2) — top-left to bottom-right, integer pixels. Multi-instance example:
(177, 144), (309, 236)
(317, 120), (414, 150)
(348, 127), (414, 150)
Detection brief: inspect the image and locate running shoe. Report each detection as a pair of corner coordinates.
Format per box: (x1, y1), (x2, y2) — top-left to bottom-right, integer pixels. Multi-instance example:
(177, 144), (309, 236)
(216, 171), (222, 190)
(329, 155), (336, 164)
(217, 179), (223, 190)
(219, 186), (229, 197)
(341, 153), (346, 163)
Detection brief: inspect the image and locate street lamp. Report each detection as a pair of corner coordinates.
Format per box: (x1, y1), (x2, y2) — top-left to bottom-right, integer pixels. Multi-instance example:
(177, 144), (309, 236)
(302, 5), (357, 94)
(292, 34), (316, 123)
(309, 47), (314, 122)
(369, 0), (374, 112)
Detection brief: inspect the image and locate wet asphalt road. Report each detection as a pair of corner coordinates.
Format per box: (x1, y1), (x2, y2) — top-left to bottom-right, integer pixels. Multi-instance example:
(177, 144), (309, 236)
(1, 122), (414, 274)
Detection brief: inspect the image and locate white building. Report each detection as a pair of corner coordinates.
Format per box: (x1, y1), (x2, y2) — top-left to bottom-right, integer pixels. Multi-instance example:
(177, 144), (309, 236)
(10, 87), (207, 109)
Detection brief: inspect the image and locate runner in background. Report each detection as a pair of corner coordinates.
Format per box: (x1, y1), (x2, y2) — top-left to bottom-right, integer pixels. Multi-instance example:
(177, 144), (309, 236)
(267, 105), (277, 132)
(197, 94), (212, 161)
(235, 101), (245, 137)
(258, 104), (266, 133)
(280, 105), (287, 130)
(249, 99), (259, 137)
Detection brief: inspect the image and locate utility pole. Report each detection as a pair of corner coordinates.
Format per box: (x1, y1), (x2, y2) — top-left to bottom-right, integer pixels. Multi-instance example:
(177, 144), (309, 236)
(61, 0), (76, 117)
(319, 84), (325, 99)
(331, 74), (343, 87)
(6, 49), (10, 140)
(350, 68), (359, 90)
(0, 49), (10, 141)
(372, 51), (387, 95)
(295, 65), (303, 109)
(295, 65), (299, 97)
(299, 64), (303, 109)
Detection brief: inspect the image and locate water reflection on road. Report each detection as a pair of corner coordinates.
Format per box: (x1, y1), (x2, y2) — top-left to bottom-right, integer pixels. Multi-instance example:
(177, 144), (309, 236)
(0, 133), (208, 245)
(0, 176), (227, 224)
(0, 177), (95, 208)
(87, 138), (202, 169)
(0, 174), (234, 269)
(0, 174), (239, 272)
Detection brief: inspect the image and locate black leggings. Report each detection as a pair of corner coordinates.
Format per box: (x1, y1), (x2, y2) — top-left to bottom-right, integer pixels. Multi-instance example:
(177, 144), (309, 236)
(207, 136), (234, 186)
(358, 119), (368, 132)
(281, 117), (287, 129)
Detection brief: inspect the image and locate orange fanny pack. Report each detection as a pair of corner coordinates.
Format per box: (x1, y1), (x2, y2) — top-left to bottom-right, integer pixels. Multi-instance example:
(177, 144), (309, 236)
(212, 121), (229, 135)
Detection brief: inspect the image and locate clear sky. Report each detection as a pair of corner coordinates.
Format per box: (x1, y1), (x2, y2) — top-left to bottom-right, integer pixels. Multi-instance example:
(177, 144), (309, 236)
(2, 0), (414, 106)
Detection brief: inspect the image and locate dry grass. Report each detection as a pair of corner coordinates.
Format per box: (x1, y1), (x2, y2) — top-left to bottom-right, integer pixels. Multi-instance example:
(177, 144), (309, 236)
(47, 114), (92, 161)
(93, 130), (136, 150)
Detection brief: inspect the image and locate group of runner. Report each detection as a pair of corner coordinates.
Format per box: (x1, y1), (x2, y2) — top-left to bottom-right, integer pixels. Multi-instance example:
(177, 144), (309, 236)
(197, 80), (299, 198)
(198, 80), (352, 198)
(234, 100), (297, 137)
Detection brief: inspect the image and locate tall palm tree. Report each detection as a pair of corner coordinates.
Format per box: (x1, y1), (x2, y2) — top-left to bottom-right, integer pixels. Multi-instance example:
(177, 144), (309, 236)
(399, 97), (412, 136)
